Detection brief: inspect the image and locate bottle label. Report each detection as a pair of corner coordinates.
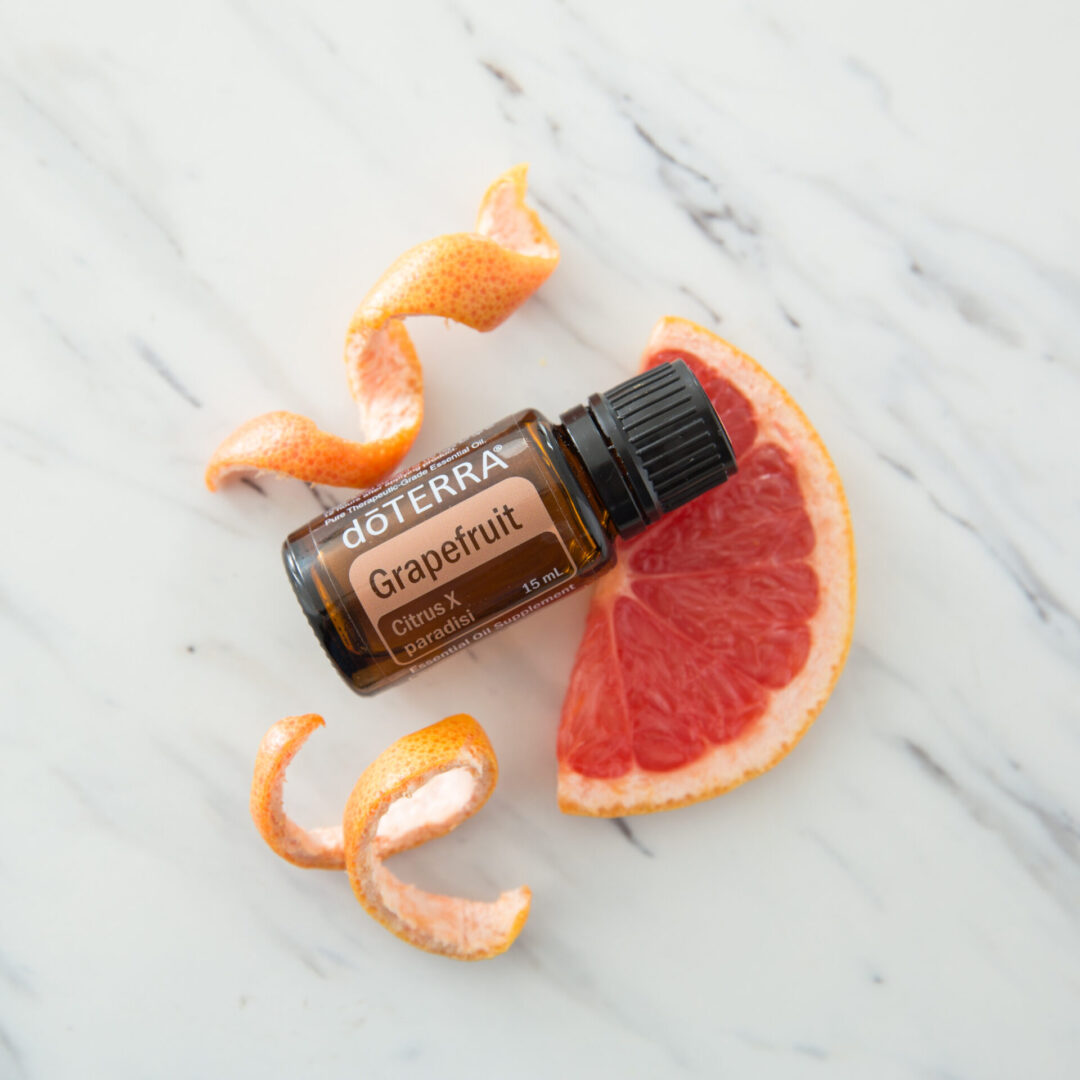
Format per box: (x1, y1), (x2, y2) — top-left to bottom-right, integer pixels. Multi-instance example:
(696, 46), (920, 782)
(347, 474), (574, 665)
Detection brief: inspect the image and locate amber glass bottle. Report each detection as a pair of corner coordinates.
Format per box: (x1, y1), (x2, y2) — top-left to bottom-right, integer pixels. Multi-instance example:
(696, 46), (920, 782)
(283, 359), (736, 695)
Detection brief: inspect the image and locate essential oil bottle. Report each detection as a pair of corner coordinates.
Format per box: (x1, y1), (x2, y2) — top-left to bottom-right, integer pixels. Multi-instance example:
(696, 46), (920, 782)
(283, 359), (737, 695)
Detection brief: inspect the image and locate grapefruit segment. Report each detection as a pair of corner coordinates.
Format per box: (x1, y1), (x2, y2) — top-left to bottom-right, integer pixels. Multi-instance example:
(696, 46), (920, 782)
(557, 317), (855, 816)
(206, 165), (557, 491)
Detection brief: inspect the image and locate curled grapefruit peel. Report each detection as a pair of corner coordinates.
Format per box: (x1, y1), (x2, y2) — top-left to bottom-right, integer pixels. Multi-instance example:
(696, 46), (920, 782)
(251, 714), (344, 868)
(206, 165), (558, 491)
(557, 317), (856, 817)
(251, 714), (530, 960)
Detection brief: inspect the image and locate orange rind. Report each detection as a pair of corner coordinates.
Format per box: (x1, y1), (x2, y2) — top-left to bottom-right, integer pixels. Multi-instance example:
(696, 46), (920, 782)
(343, 714), (530, 960)
(251, 714), (530, 960)
(250, 714), (344, 868)
(206, 165), (558, 491)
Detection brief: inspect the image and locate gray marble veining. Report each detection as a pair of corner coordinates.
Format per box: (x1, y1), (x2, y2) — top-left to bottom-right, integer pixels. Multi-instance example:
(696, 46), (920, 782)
(2, 0), (1079, 1076)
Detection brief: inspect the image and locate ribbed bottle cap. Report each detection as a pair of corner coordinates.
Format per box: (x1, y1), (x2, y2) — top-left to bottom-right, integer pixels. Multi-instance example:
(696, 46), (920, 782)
(560, 359), (737, 538)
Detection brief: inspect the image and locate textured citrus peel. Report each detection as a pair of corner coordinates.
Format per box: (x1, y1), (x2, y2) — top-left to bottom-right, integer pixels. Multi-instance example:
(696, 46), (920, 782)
(343, 714), (530, 960)
(250, 714), (344, 868)
(206, 165), (558, 491)
(557, 316), (856, 817)
(251, 713), (530, 960)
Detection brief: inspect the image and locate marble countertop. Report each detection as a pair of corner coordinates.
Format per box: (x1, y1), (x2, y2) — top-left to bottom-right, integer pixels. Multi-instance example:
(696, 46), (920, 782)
(3, 1), (1079, 1076)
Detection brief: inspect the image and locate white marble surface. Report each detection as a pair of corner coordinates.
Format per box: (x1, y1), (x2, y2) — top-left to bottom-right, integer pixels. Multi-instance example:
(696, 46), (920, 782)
(3, 0), (1079, 1076)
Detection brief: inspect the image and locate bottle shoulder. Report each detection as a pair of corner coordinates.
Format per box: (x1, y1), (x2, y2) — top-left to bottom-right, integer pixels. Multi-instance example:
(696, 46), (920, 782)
(503, 406), (552, 430)
(504, 409), (616, 572)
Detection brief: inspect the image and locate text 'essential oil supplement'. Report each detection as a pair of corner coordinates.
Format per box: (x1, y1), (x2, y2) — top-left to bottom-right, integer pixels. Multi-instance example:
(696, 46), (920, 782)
(283, 360), (737, 694)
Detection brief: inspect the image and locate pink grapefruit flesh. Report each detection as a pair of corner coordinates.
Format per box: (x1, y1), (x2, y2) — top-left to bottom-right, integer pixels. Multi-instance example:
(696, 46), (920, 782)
(557, 317), (856, 816)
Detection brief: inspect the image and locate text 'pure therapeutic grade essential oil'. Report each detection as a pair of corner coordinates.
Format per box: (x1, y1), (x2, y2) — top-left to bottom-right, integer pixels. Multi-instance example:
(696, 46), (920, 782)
(283, 359), (737, 694)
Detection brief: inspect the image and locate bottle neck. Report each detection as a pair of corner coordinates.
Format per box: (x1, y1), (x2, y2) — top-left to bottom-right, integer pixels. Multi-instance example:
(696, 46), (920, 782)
(555, 404), (657, 539)
(557, 360), (737, 535)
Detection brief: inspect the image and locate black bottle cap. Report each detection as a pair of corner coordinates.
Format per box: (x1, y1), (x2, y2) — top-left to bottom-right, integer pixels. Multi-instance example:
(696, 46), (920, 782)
(559, 359), (737, 538)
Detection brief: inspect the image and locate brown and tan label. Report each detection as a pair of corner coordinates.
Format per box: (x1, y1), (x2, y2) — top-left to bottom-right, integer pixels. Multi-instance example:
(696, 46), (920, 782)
(348, 476), (572, 665)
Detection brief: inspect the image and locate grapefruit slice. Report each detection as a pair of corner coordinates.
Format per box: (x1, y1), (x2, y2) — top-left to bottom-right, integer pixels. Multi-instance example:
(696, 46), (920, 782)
(557, 317), (855, 816)
(206, 164), (558, 491)
(250, 713), (530, 960)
